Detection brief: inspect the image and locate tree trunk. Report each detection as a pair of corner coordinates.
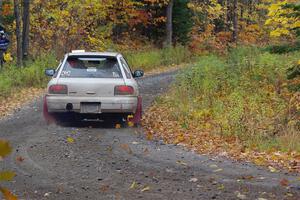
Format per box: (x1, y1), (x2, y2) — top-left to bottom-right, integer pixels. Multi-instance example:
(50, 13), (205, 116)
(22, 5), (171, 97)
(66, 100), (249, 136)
(226, 0), (231, 31)
(0, 0), (3, 14)
(22, 0), (30, 60)
(0, 0), (3, 26)
(14, 0), (23, 67)
(165, 0), (173, 47)
(232, 0), (238, 43)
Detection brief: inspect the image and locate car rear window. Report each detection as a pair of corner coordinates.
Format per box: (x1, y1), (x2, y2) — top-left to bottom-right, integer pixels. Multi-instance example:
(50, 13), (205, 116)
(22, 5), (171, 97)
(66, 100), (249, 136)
(60, 56), (123, 78)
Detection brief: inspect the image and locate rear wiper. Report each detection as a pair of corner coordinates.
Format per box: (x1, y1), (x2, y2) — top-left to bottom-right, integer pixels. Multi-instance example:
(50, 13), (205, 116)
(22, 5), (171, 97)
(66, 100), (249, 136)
(87, 74), (96, 78)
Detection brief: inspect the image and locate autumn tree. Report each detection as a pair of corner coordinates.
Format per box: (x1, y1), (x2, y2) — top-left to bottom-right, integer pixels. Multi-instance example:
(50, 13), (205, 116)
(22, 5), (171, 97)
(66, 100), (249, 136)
(173, 0), (193, 45)
(22, 0), (30, 60)
(0, 1), (14, 37)
(266, 0), (300, 38)
(232, 0), (238, 42)
(165, 0), (173, 46)
(13, 0), (22, 67)
(31, 0), (114, 55)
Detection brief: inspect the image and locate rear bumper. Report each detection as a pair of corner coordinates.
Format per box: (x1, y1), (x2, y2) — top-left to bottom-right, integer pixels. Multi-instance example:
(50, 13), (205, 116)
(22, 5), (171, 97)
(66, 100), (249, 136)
(46, 95), (138, 114)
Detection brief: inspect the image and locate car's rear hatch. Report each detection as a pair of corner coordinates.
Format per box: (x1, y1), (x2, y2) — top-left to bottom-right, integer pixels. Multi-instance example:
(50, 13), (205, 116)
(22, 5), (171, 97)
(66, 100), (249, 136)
(57, 78), (125, 97)
(55, 55), (127, 97)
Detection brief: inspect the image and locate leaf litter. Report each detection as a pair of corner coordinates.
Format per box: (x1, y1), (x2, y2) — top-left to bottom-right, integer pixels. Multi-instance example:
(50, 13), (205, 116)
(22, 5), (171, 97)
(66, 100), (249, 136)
(142, 104), (300, 173)
(0, 88), (45, 120)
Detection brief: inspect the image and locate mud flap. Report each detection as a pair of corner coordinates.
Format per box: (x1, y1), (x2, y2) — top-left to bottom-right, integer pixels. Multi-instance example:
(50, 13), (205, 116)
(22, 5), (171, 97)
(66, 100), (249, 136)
(43, 96), (56, 124)
(131, 96), (142, 125)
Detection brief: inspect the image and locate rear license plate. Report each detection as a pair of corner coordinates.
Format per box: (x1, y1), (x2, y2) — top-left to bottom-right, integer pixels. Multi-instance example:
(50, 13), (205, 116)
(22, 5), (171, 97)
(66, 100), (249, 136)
(80, 102), (101, 114)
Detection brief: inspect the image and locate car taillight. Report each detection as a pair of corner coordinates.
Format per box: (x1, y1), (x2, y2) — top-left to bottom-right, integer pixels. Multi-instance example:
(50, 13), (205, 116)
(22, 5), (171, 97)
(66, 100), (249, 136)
(114, 85), (134, 95)
(49, 84), (68, 94)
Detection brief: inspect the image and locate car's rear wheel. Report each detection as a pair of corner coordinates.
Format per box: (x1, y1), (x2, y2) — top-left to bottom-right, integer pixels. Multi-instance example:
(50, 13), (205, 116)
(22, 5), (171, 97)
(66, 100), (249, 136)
(128, 96), (142, 127)
(43, 96), (56, 125)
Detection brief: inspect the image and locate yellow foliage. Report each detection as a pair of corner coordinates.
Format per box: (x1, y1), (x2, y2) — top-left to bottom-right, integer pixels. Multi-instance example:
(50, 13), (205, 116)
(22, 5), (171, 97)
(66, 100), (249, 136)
(30, 0), (138, 54)
(0, 171), (15, 182)
(3, 53), (13, 62)
(67, 137), (75, 143)
(265, 0), (300, 37)
(0, 187), (18, 200)
(0, 140), (12, 158)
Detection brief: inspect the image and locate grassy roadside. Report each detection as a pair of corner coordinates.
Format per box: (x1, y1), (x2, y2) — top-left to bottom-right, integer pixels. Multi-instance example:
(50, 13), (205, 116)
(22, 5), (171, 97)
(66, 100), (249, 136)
(143, 47), (300, 172)
(125, 45), (193, 71)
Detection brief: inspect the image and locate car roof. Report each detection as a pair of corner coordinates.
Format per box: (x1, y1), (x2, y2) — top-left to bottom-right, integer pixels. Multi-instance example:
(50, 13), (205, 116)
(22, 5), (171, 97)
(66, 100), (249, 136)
(67, 52), (120, 57)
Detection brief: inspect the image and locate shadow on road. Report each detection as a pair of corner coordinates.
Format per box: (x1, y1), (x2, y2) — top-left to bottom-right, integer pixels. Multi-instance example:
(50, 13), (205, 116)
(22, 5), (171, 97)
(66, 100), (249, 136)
(49, 114), (130, 129)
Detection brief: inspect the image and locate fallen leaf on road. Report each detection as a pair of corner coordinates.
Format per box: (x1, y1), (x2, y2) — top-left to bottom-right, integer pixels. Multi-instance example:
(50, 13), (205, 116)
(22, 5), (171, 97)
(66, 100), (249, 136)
(241, 175), (254, 180)
(285, 192), (293, 197)
(176, 160), (188, 166)
(130, 181), (137, 189)
(189, 178), (198, 183)
(146, 132), (153, 141)
(0, 187), (18, 200)
(268, 166), (277, 173)
(209, 164), (218, 168)
(254, 158), (266, 166)
(143, 148), (149, 155)
(106, 146), (113, 153)
(280, 178), (289, 187)
(141, 186), (150, 192)
(235, 191), (247, 200)
(213, 169), (223, 173)
(0, 140), (12, 158)
(44, 192), (51, 197)
(120, 144), (133, 154)
(0, 171), (16, 181)
(100, 185), (110, 193)
(165, 168), (174, 173)
(218, 184), (225, 190)
(16, 156), (24, 163)
(67, 137), (75, 143)
(174, 134), (185, 144)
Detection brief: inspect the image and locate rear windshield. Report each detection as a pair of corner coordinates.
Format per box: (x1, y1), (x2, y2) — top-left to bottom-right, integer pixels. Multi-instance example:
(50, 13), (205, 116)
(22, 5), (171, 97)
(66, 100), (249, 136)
(60, 56), (123, 78)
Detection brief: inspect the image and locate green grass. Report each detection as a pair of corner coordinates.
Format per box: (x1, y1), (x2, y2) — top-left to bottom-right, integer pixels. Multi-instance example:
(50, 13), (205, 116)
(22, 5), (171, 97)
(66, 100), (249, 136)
(264, 40), (300, 54)
(0, 54), (57, 99)
(160, 46), (300, 152)
(125, 45), (193, 71)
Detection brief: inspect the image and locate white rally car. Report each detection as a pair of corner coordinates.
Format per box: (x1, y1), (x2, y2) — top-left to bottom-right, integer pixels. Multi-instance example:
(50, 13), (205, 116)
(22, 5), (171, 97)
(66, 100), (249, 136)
(43, 50), (144, 124)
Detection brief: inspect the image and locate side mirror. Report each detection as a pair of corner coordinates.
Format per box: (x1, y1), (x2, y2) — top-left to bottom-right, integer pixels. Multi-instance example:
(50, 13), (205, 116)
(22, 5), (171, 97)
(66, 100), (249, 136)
(45, 69), (55, 77)
(133, 70), (144, 78)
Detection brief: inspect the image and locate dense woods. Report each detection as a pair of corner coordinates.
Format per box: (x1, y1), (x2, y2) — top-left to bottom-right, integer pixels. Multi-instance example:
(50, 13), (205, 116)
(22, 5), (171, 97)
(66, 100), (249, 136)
(0, 0), (299, 60)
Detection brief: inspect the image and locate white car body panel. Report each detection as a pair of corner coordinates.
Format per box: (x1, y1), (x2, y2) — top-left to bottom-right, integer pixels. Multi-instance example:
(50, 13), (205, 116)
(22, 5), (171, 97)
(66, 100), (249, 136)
(46, 52), (140, 114)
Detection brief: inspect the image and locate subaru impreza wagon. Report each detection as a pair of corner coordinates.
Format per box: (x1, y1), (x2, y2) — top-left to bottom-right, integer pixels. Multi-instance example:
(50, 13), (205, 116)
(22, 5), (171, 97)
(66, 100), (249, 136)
(43, 50), (144, 124)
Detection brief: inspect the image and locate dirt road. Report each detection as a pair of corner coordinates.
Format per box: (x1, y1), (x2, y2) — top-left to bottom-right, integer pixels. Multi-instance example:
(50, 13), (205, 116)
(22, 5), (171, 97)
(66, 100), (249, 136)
(0, 71), (300, 200)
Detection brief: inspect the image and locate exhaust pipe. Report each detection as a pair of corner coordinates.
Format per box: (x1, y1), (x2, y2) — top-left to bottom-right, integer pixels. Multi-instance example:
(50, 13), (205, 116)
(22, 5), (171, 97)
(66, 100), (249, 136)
(66, 103), (73, 111)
